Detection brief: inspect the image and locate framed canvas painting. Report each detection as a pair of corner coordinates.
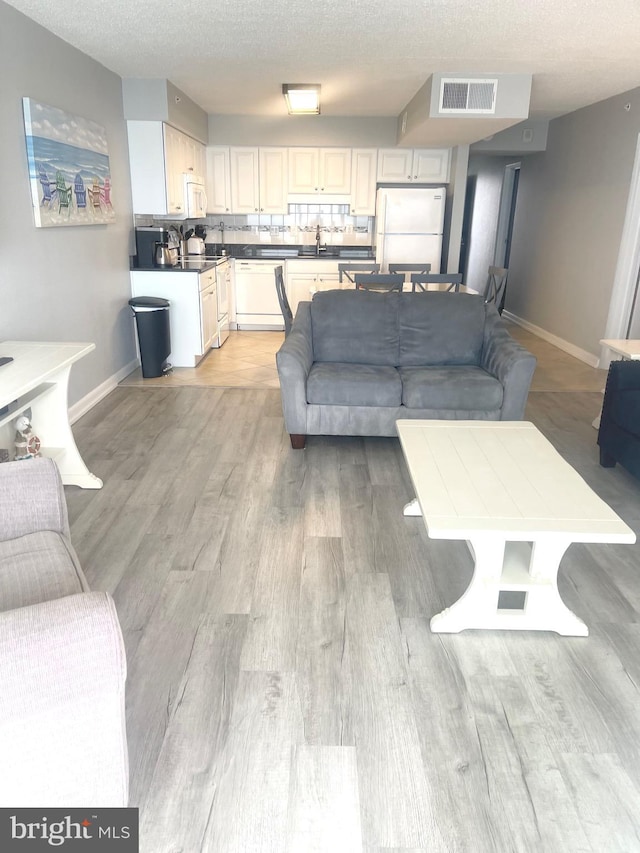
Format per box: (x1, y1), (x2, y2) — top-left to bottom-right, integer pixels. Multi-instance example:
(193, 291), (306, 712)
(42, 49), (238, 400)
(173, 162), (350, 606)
(22, 97), (116, 227)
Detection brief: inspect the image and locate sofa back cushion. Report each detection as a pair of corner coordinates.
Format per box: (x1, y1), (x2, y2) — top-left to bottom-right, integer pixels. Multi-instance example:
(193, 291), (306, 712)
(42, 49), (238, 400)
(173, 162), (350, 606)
(310, 290), (400, 365)
(398, 292), (486, 366)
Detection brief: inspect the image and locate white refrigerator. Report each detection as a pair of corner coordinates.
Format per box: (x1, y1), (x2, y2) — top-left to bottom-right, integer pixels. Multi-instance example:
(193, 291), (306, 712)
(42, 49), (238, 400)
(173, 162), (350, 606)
(374, 187), (446, 272)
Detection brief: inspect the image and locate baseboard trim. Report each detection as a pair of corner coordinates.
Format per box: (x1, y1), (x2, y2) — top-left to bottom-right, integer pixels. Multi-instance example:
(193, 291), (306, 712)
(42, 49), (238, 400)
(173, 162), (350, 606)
(69, 358), (139, 424)
(502, 310), (600, 368)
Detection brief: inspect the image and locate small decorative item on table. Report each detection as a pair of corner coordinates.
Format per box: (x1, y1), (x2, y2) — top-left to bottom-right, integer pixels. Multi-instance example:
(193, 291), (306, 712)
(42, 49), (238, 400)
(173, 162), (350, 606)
(14, 415), (41, 460)
(0, 449), (9, 464)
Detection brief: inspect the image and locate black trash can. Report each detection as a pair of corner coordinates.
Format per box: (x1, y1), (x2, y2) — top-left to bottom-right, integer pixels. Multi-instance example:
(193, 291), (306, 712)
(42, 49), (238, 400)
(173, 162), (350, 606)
(128, 296), (171, 378)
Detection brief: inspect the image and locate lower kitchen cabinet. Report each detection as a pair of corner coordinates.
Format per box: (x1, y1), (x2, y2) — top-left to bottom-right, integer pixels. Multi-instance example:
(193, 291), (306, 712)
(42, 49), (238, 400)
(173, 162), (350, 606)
(130, 268), (217, 367)
(234, 260), (284, 329)
(285, 260), (341, 315)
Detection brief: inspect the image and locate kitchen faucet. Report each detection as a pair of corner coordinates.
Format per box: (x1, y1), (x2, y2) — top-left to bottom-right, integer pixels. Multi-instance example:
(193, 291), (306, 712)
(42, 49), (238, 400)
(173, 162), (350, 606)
(316, 224), (321, 255)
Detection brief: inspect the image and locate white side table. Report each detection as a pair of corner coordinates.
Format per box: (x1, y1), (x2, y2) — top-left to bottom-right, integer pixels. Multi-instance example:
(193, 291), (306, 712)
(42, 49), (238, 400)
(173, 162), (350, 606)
(0, 342), (102, 489)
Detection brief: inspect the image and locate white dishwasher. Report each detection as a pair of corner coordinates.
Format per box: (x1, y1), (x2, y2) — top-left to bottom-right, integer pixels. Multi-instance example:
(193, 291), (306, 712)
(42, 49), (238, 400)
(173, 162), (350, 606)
(234, 260), (284, 330)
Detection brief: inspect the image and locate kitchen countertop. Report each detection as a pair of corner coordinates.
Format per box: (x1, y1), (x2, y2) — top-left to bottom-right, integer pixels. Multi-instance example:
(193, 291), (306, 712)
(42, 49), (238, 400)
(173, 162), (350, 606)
(131, 256), (228, 273)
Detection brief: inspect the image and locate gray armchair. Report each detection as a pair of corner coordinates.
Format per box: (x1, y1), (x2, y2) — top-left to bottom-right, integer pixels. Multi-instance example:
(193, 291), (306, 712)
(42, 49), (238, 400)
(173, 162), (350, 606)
(0, 458), (128, 806)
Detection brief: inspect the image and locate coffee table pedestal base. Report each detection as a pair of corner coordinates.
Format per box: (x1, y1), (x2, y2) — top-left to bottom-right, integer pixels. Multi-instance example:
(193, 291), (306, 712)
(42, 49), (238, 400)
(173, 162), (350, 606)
(404, 501), (588, 636)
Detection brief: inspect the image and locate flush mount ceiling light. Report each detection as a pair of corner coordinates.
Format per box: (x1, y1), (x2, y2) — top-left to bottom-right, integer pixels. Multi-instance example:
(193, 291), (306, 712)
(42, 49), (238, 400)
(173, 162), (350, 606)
(282, 84), (321, 115)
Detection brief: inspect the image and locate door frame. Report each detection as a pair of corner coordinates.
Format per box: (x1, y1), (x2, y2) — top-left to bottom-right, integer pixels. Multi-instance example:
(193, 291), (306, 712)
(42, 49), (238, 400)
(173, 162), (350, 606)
(493, 162), (521, 268)
(602, 132), (640, 364)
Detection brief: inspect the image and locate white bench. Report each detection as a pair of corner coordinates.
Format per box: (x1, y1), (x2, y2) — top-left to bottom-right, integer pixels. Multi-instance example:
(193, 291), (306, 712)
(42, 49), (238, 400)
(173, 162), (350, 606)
(397, 420), (636, 636)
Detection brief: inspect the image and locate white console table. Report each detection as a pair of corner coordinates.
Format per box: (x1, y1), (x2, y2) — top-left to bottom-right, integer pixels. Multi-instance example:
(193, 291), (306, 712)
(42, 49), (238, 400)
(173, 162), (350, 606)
(0, 341), (102, 489)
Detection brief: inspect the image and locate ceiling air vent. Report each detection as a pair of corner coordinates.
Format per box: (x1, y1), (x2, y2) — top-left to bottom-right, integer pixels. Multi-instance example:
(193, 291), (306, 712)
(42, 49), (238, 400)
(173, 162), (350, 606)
(439, 78), (497, 114)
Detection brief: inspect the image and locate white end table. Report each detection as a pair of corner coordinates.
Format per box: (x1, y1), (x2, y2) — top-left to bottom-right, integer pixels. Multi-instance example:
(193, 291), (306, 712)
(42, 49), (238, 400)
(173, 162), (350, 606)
(397, 420), (635, 636)
(0, 342), (102, 489)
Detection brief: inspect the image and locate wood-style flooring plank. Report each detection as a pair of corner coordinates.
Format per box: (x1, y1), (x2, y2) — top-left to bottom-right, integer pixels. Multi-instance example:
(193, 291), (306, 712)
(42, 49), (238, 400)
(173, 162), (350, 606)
(125, 569), (218, 806)
(286, 745), (362, 853)
(343, 573), (446, 850)
(239, 505), (304, 672)
(296, 536), (350, 746)
(139, 614), (248, 852)
(199, 671), (304, 853)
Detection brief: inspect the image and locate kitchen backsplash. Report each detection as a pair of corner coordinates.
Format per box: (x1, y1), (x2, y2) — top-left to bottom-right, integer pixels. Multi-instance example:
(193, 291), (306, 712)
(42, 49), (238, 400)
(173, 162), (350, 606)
(134, 204), (374, 247)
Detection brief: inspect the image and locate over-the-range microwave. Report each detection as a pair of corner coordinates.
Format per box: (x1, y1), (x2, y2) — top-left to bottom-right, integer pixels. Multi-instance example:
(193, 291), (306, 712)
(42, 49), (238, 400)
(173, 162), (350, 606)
(184, 174), (207, 218)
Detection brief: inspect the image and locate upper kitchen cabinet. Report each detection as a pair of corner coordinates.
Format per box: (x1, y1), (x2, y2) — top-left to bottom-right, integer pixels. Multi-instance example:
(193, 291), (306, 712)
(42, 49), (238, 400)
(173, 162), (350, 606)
(229, 147), (288, 215)
(377, 148), (450, 183)
(206, 146), (232, 213)
(350, 149), (378, 215)
(127, 121), (206, 216)
(288, 148), (352, 195)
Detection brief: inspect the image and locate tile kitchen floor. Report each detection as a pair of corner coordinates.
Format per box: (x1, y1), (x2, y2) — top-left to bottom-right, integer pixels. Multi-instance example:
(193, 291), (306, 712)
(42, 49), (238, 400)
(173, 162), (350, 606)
(119, 323), (606, 393)
(119, 330), (284, 389)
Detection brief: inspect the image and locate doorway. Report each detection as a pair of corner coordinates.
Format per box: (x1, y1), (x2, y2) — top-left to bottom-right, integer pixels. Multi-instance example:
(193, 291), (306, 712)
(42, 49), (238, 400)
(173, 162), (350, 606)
(494, 162), (521, 269)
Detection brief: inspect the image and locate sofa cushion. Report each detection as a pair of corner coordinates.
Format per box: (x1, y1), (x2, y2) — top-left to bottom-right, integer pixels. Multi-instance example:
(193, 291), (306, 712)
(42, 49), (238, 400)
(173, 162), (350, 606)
(0, 531), (86, 612)
(310, 290), (399, 366)
(398, 292), (486, 366)
(399, 365), (504, 410)
(307, 362), (402, 407)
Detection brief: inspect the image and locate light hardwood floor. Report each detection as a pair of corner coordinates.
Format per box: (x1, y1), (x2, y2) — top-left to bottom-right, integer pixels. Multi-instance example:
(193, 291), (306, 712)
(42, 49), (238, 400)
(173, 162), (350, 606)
(65, 328), (640, 852)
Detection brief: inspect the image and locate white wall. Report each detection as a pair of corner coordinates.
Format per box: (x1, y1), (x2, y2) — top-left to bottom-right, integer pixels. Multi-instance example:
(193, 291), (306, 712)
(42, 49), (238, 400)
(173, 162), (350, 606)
(0, 1), (136, 405)
(507, 86), (640, 358)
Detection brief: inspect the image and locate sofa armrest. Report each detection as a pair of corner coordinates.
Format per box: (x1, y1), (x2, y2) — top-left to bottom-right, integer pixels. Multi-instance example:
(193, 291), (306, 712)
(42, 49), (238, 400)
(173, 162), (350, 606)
(481, 307), (537, 420)
(599, 359), (640, 433)
(0, 591), (128, 806)
(276, 302), (314, 435)
(0, 458), (70, 542)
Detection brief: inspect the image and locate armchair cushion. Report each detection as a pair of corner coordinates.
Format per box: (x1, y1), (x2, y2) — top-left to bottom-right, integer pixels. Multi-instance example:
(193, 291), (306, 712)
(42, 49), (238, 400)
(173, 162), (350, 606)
(0, 531), (86, 612)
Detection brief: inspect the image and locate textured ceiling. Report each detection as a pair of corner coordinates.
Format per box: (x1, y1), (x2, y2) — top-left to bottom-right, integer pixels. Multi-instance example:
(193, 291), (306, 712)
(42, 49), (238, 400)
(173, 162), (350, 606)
(5, 0), (640, 121)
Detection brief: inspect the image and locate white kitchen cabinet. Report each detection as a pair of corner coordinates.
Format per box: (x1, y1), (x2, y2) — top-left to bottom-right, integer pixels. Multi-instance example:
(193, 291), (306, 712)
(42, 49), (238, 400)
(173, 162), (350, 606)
(206, 146), (232, 213)
(285, 260), (341, 315)
(229, 147), (288, 214)
(130, 267), (217, 366)
(350, 149), (378, 215)
(199, 268), (218, 352)
(288, 148), (352, 195)
(377, 148), (450, 183)
(127, 121), (206, 215)
(259, 148), (289, 213)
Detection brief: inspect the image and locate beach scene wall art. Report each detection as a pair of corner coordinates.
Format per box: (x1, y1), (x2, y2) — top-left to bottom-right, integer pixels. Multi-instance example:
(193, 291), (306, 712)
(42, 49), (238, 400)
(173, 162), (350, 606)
(23, 97), (116, 228)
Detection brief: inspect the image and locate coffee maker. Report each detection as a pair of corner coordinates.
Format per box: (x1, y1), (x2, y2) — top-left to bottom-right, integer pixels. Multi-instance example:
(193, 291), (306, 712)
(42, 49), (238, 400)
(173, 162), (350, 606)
(135, 226), (176, 268)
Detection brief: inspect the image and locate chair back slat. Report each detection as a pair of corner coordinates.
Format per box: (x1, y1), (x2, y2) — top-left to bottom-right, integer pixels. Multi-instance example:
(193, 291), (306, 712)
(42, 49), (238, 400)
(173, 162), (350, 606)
(410, 273), (463, 292)
(338, 263), (380, 284)
(354, 273), (404, 292)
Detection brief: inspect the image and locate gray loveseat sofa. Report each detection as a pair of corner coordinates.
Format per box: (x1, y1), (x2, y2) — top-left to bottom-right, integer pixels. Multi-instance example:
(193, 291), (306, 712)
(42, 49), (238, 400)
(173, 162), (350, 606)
(276, 289), (536, 448)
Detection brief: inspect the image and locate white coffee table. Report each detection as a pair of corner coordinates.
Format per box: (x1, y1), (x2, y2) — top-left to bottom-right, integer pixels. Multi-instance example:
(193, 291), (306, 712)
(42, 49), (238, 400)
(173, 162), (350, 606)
(396, 420), (636, 636)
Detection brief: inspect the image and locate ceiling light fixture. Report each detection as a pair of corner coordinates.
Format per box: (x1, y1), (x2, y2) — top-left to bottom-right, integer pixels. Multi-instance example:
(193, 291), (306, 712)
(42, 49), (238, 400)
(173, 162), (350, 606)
(282, 84), (321, 115)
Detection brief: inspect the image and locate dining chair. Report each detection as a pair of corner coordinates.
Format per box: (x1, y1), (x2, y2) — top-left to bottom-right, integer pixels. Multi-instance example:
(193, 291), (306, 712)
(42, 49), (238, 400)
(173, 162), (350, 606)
(388, 263), (432, 275)
(484, 266), (509, 313)
(354, 273), (404, 292)
(410, 273), (463, 293)
(274, 265), (293, 335)
(338, 263), (380, 285)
